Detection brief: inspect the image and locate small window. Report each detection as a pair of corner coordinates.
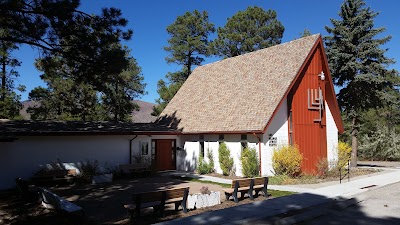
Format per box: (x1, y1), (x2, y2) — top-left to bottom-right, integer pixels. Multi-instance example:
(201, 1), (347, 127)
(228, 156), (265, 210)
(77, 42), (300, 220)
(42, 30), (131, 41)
(289, 110), (293, 145)
(241, 134), (247, 150)
(218, 134), (224, 143)
(140, 142), (149, 155)
(151, 140), (156, 161)
(172, 140), (175, 166)
(199, 134), (205, 157)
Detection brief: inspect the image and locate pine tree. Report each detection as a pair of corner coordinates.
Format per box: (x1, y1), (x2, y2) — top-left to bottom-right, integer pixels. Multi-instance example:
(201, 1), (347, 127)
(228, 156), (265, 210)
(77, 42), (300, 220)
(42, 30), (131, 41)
(28, 51), (145, 121)
(153, 10), (215, 115)
(0, 0), (133, 94)
(300, 29), (312, 38)
(0, 39), (24, 119)
(101, 56), (145, 121)
(212, 6), (284, 58)
(325, 0), (398, 167)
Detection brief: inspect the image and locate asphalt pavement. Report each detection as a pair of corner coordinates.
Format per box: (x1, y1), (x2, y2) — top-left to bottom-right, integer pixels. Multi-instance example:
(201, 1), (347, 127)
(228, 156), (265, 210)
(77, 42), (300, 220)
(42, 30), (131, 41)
(157, 165), (400, 225)
(297, 182), (400, 225)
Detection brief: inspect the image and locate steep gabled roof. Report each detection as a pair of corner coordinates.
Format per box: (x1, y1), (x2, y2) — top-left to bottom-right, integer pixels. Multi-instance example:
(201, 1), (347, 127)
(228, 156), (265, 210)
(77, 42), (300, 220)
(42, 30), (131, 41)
(159, 34), (329, 133)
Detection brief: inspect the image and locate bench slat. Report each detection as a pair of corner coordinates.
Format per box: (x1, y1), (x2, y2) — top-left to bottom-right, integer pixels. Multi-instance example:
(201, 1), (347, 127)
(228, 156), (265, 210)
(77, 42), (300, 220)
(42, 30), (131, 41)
(224, 177), (268, 203)
(126, 186), (189, 219)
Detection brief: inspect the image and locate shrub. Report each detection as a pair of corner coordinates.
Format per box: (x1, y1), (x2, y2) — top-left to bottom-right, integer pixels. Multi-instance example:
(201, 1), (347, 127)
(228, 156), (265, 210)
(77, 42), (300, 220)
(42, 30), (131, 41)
(337, 141), (352, 169)
(79, 160), (99, 183)
(207, 148), (215, 172)
(218, 142), (234, 176)
(315, 157), (341, 178)
(197, 149), (214, 174)
(272, 145), (303, 177)
(240, 147), (259, 177)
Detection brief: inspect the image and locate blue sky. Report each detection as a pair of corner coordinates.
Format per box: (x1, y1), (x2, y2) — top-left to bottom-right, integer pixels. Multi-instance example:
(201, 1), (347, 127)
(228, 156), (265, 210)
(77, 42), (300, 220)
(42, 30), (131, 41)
(13, 0), (400, 103)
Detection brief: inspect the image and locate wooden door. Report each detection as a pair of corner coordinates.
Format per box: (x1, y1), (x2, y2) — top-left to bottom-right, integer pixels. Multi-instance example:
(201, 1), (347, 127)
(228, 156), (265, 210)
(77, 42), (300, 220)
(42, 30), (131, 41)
(155, 140), (175, 171)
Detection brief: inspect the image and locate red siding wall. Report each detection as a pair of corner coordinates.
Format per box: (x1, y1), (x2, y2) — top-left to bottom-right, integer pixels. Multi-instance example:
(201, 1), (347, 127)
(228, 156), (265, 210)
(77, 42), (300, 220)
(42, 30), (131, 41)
(288, 46), (327, 174)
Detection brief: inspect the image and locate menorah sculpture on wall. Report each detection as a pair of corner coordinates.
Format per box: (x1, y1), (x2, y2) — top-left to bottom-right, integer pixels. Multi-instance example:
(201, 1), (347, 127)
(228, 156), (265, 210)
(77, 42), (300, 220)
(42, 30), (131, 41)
(307, 87), (324, 123)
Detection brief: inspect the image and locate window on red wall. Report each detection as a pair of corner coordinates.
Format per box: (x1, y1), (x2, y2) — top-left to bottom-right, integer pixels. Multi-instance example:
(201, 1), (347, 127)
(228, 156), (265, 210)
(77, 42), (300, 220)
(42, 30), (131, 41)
(289, 110), (293, 145)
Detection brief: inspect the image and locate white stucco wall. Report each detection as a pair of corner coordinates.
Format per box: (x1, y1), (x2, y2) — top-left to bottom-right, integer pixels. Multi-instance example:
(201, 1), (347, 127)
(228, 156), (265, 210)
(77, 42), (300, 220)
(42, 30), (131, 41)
(0, 134), (179, 190)
(261, 98), (289, 176)
(179, 134), (261, 177)
(177, 98), (290, 177)
(326, 102), (339, 163)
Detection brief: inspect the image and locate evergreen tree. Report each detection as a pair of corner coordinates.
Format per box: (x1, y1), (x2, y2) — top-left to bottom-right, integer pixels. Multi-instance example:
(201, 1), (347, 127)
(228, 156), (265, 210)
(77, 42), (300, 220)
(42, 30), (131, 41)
(28, 50), (145, 121)
(0, 39), (24, 119)
(212, 6), (284, 58)
(101, 56), (146, 121)
(153, 10), (215, 115)
(325, 0), (398, 166)
(0, 0), (133, 94)
(152, 77), (183, 116)
(300, 29), (312, 38)
(27, 60), (101, 121)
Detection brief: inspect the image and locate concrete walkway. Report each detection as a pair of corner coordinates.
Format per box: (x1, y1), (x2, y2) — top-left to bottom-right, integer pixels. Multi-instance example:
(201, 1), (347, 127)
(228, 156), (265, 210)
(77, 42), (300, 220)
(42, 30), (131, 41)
(157, 167), (400, 225)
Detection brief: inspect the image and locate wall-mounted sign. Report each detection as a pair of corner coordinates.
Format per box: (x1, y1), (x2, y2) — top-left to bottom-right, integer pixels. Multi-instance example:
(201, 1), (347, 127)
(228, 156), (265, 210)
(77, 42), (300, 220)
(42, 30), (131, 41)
(268, 134), (277, 146)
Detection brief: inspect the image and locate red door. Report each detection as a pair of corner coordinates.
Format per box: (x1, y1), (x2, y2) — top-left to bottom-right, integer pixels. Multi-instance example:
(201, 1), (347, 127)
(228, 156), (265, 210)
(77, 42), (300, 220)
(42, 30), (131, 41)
(155, 140), (176, 171)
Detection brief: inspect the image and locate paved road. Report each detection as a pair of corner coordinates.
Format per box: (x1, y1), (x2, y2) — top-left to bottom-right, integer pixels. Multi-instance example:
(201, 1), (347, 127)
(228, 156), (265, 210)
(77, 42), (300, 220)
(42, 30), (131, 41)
(300, 182), (400, 225)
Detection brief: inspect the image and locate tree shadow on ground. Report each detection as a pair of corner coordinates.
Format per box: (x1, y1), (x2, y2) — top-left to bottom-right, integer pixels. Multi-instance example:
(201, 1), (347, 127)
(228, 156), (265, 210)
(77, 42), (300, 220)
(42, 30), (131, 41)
(156, 192), (400, 225)
(0, 174), (197, 225)
(2, 178), (399, 225)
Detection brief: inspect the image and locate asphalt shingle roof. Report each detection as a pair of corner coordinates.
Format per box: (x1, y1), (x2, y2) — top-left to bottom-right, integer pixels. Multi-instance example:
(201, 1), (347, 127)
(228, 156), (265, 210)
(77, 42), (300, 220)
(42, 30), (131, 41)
(159, 34), (321, 133)
(0, 120), (179, 137)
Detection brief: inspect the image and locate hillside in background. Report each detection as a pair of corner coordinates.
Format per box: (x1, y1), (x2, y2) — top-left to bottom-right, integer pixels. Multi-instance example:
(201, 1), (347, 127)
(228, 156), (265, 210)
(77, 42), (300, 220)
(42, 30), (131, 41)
(20, 100), (157, 123)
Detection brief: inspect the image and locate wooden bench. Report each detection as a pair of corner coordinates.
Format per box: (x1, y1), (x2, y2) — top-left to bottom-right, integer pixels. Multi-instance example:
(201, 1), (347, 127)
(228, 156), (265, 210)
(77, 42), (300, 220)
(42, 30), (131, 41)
(223, 177), (268, 203)
(15, 178), (40, 202)
(124, 186), (189, 219)
(39, 188), (84, 216)
(165, 186), (189, 213)
(119, 164), (151, 177)
(32, 169), (77, 186)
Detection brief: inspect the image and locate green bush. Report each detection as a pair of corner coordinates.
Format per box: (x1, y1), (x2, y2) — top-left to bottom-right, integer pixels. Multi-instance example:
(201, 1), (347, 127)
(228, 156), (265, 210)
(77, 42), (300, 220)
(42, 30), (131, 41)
(218, 142), (234, 176)
(197, 149), (214, 174)
(207, 148), (215, 172)
(272, 145), (303, 177)
(240, 147), (259, 177)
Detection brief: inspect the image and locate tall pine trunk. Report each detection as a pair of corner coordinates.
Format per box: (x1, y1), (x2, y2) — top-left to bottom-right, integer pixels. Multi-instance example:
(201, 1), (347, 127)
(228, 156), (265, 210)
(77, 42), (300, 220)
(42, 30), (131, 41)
(1, 41), (6, 102)
(350, 116), (358, 167)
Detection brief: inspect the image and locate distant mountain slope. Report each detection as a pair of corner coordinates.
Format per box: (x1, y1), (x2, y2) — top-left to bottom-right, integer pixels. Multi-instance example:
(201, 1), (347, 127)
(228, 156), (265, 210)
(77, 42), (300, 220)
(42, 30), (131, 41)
(131, 100), (157, 123)
(19, 100), (157, 123)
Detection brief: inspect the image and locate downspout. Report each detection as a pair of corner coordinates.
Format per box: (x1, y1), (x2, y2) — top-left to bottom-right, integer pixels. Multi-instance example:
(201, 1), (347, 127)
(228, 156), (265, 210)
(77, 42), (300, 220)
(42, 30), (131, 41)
(252, 133), (262, 176)
(129, 135), (138, 164)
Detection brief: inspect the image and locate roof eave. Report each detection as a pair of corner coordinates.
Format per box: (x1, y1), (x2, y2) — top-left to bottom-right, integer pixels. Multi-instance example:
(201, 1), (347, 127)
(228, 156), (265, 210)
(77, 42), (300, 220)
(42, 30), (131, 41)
(9, 131), (182, 137)
(181, 130), (263, 135)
